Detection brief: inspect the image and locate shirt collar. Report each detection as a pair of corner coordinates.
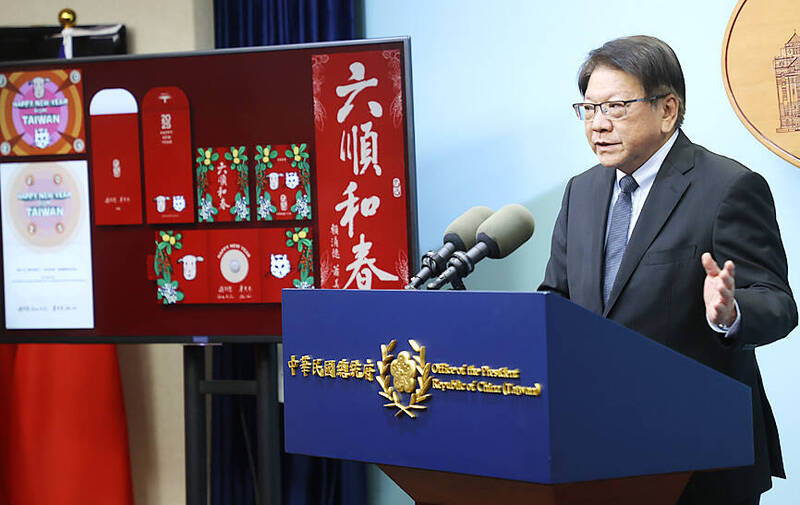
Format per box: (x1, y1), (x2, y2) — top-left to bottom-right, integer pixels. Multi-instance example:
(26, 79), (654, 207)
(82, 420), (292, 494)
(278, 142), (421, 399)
(615, 129), (680, 188)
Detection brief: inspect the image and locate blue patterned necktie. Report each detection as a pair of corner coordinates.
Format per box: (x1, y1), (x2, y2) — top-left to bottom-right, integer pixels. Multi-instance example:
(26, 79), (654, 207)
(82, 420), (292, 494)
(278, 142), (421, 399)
(603, 174), (638, 307)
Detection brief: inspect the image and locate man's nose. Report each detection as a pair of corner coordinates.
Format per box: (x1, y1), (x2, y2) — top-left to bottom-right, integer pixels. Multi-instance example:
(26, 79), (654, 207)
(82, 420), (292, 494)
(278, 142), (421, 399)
(591, 110), (612, 131)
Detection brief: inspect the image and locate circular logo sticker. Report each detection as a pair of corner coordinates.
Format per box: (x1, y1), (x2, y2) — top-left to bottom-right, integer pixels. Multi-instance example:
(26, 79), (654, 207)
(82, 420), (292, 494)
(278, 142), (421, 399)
(219, 248), (249, 283)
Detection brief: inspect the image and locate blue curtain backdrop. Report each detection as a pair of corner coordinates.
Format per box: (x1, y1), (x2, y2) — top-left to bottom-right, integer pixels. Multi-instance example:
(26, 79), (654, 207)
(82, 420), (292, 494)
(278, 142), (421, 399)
(215, 0), (362, 47)
(212, 1), (366, 504)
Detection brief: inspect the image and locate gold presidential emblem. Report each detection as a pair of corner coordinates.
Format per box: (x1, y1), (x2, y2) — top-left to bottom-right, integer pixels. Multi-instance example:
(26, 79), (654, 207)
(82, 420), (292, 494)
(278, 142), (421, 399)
(376, 339), (431, 418)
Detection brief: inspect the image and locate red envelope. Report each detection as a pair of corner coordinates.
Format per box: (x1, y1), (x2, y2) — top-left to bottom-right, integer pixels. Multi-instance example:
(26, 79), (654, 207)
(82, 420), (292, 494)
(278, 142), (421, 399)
(142, 86), (194, 224)
(253, 143), (312, 222)
(195, 146), (251, 223)
(89, 88), (143, 225)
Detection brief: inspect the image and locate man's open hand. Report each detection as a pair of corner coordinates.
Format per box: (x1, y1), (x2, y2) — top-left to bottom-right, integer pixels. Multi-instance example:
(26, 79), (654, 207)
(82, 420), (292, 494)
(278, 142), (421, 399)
(702, 252), (737, 327)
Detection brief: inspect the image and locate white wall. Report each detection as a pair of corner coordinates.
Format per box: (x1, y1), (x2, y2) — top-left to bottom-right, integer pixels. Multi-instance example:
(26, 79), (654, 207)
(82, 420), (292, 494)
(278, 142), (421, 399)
(366, 1), (800, 504)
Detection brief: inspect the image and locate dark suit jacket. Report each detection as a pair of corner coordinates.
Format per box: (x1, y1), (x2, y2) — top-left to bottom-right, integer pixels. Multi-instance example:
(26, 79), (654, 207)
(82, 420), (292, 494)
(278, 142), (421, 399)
(539, 131), (797, 502)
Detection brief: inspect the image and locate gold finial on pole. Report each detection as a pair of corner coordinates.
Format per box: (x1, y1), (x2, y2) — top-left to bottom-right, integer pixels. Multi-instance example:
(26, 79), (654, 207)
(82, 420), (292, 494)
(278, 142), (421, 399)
(58, 8), (77, 28)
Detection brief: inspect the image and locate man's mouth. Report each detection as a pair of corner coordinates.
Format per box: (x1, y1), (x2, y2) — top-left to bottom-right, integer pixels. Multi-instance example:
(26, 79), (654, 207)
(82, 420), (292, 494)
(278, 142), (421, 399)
(595, 141), (618, 150)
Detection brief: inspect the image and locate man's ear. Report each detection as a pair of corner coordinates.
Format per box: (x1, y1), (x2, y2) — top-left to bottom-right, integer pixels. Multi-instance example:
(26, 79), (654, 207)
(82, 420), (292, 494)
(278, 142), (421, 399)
(660, 94), (679, 133)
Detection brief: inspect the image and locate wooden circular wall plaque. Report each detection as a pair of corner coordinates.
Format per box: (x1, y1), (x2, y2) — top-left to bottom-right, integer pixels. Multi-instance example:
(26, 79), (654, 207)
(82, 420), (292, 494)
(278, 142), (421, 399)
(723, 0), (800, 167)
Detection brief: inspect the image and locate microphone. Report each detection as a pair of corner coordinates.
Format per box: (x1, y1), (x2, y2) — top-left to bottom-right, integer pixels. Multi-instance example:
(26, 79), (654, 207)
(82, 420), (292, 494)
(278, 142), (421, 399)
(426, 204), (535, 290)
(405, 206), (494, 289)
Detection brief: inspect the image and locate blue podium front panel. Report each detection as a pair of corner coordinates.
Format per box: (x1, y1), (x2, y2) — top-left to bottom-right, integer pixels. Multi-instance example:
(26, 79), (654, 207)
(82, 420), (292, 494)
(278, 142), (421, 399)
(283, 289), (553, 482)
(282, 290), (753, 484)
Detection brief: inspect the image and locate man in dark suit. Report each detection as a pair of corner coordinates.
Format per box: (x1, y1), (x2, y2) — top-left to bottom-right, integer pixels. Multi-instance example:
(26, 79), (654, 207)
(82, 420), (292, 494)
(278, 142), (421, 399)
(539, 35), (797, 505)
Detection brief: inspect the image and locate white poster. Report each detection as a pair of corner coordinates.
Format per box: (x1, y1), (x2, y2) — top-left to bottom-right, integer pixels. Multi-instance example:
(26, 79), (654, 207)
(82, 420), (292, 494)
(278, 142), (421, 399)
(1, 160), (94, 329)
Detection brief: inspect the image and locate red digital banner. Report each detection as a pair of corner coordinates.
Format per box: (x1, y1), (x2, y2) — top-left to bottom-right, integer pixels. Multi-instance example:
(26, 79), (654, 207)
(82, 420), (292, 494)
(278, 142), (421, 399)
(313, 50), (410, 289)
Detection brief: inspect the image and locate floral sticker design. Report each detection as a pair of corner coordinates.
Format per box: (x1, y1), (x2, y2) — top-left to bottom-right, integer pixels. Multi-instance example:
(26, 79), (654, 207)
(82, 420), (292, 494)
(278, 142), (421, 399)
(287, 143), (310, 170)
(292, 191), (311, 219)
(286, 143), (313, 220)
(195, 148), (219, 222)
(225, 145), (250, 221)
(255, 144), (279, 221)
(199, 193), (218, 222)
(256, 144), (278, 169)
(154, 230), (185, 304)
(285, 226), (314, 288)
(257, 193), (277, 220)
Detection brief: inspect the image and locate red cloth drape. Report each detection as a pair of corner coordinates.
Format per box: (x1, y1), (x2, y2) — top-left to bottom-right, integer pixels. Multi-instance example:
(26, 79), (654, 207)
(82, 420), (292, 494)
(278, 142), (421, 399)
(0, 344), (133, 505)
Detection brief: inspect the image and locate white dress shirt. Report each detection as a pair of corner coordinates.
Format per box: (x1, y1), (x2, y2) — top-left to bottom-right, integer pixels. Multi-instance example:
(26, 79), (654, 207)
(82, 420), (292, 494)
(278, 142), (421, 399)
(605, 130), (678, 243)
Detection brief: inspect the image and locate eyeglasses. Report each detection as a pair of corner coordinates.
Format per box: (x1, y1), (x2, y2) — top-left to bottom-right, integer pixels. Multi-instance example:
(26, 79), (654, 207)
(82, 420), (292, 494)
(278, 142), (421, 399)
(572, 94), (668, 121)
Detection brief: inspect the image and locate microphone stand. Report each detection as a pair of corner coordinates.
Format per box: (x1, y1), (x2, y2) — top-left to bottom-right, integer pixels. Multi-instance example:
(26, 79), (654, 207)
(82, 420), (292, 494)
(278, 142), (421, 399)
(427, 243), (490, 291)
(406, 244), (455, 289)
(449, 277), (466, 290)
(441, 250), (473, 290)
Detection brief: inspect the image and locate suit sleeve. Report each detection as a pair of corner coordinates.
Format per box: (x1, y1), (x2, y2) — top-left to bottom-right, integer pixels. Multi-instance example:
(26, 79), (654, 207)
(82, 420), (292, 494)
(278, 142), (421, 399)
(713, 170), (798, 350)
(538, 177), (573, 298)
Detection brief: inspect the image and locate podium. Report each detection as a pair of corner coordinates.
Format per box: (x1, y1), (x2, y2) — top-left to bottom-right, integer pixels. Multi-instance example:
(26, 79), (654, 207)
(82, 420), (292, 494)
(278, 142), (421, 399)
(281, 290), (753, 505)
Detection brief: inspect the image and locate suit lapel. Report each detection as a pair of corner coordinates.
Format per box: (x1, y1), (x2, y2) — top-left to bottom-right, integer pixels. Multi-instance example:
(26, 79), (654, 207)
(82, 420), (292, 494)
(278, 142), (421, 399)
(603, 132), (695, 317)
